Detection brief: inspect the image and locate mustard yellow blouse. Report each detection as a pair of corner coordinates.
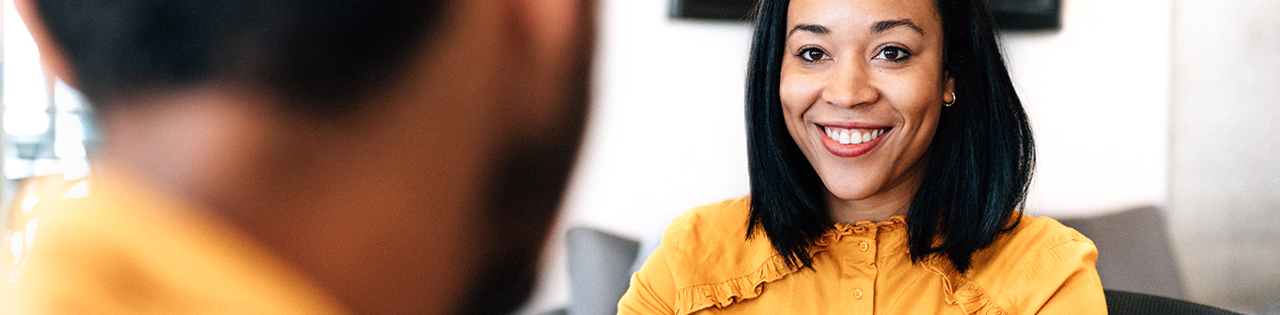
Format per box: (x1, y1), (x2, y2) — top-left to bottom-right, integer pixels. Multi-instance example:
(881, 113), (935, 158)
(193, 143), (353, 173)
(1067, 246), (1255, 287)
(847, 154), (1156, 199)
(618, 197), (1106, 314)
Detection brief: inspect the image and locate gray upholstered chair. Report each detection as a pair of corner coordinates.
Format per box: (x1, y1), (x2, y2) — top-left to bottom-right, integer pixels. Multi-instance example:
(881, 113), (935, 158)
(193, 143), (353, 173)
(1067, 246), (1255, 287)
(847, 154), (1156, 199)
(1056, 206), (1184, 299)
(564, 227), (641, 315)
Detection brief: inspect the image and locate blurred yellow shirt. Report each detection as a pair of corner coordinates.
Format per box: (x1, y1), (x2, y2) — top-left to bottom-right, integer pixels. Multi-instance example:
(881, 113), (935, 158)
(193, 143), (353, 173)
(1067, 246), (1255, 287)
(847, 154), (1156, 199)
(0, 172), (347, 315)
(618, 197), (1106, 315)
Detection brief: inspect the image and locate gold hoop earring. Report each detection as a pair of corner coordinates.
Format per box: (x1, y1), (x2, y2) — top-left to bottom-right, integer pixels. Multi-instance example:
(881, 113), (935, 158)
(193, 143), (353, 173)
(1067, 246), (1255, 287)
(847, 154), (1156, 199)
(943, 92), (956, 107)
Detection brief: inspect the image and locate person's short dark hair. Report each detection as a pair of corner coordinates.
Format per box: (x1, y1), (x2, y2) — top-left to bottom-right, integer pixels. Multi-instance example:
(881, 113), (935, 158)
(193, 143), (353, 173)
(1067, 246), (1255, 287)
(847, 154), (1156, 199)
(35, 0), (450, 116)
(744, 0), (1035, 274)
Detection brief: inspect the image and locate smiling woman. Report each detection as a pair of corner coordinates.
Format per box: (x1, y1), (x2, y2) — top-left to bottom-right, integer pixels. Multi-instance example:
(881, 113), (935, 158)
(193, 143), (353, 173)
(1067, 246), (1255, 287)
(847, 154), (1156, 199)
(617, 0), (1106, 314)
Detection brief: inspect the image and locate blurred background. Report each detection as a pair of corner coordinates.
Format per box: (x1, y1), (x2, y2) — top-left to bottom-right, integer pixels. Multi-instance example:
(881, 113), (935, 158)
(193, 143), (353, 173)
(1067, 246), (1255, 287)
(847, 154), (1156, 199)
(0, 0), (1275, 314)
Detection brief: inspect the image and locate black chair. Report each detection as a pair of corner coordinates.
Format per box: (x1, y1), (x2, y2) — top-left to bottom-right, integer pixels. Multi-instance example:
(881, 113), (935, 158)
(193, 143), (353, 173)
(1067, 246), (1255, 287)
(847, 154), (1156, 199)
(1106, 290), (1242, 315)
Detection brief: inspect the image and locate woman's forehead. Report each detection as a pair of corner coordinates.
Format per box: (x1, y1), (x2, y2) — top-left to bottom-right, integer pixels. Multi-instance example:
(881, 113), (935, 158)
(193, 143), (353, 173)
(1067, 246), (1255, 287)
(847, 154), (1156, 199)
(786, 0), (942, 33)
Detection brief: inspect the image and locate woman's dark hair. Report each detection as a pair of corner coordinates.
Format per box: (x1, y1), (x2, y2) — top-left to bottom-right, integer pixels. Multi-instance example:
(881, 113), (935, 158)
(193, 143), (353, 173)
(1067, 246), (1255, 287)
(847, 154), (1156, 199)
(745, 0), (1035, 274)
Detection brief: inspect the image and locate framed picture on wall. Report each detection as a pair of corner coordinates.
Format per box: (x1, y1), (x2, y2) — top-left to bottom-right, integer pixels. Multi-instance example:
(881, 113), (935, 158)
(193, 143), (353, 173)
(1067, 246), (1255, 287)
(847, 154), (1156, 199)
(669, 0), (1061, 30)
(669, 0), (756, 21)
(989, 0), (1061, 30)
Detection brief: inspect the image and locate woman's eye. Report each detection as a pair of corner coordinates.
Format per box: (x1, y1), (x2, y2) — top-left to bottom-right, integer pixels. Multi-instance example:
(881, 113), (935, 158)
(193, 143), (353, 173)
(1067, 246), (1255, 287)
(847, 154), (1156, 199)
(797, 48), (829, 62)
(875, 46), (911, 62)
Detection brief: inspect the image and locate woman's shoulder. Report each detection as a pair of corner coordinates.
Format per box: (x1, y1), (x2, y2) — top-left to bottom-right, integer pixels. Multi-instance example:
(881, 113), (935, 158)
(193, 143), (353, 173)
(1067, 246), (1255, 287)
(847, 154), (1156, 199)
(660, 196), (771, 256)
(645, 196), (796, 313)
(656, 195), (785, 276)
(983, 212), (1095, 259)
(970, 212), (1096, 272)
(957, 212), (1104, 312)
(663, 196), (750, 238)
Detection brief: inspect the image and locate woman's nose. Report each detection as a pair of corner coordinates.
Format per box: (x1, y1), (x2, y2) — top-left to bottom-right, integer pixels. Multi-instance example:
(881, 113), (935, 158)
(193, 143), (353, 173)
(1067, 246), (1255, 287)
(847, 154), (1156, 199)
(822, 61), (879, 108)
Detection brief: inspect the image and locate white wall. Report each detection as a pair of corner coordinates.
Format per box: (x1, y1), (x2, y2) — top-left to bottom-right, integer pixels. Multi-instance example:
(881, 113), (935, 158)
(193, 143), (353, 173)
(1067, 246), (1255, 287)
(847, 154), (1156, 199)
(1003, 0), (1171, 217)
(1170, 1), (1280, 312)
(562, 0), (754, 243)
(520, 0), (1175, 313)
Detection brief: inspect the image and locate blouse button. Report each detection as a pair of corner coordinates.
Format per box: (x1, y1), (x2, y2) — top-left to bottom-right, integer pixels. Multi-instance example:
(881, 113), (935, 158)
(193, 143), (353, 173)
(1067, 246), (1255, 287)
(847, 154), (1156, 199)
(854, 288), (864, 300)
(859, 242), (869, 252)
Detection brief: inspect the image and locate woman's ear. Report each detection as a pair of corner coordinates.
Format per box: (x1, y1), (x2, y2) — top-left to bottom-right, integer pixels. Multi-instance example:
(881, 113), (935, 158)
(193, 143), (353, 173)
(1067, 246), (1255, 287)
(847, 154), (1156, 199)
(14, 0), (79, 88)
(944, 73), (956, 104)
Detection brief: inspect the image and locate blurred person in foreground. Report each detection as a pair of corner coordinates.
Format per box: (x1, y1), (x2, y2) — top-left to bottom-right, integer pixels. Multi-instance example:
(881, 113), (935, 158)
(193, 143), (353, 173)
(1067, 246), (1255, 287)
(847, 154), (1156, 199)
(1, 0), (594, 314)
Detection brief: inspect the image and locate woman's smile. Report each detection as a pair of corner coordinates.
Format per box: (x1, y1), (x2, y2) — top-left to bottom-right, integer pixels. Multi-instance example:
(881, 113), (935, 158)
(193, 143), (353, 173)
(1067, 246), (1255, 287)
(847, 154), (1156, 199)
(816, 123), (892, 157)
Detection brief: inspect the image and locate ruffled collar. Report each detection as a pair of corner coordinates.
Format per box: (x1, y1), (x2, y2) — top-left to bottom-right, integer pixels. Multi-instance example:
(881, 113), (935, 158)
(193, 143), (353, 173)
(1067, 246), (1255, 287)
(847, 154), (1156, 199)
(811, 215), (908, 255)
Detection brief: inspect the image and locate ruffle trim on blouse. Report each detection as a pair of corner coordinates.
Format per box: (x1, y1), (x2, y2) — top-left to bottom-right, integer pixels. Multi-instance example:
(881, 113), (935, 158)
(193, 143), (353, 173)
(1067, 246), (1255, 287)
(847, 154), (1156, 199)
(811, 215), (907, 256)
(672, 216), (910, 314)
(672, 254), (798, 315)
(924, 258), (1008, 315)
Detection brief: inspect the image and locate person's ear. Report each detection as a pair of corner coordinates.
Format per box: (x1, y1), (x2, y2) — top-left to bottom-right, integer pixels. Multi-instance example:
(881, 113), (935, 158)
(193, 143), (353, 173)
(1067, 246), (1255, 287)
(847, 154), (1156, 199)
(509, 0), (595, 64)
(490, 0), (596, 132)
(944, 73), (956, 104)
(14, 0), (79, 88)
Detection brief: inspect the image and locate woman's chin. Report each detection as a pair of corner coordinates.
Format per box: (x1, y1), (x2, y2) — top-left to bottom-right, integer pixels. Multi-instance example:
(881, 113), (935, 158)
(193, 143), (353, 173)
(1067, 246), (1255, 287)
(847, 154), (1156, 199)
(823, 185), (881, 203)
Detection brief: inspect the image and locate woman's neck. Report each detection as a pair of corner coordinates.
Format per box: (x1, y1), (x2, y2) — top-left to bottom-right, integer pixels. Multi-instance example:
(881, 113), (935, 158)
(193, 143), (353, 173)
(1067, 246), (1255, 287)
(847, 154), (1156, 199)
(825, 191), (910, 223)
(825, 161), (926, 224)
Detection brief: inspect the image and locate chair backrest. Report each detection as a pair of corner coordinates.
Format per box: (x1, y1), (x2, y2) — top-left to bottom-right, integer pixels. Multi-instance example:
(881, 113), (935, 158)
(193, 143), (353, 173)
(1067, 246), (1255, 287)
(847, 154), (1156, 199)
(565, 227), (641, 315)
(1057, 206), (1185, 299)
(1106, 290), (1242, 315)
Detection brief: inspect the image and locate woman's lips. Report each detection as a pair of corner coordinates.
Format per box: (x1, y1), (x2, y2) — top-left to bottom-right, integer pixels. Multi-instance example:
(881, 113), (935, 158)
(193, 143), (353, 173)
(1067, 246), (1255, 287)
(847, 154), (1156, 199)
(818, 124), (890, 158)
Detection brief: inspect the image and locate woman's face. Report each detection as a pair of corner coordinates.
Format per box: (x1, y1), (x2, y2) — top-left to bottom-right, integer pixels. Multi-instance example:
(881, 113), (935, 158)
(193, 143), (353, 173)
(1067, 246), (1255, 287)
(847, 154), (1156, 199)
(779, 0), (953, 211)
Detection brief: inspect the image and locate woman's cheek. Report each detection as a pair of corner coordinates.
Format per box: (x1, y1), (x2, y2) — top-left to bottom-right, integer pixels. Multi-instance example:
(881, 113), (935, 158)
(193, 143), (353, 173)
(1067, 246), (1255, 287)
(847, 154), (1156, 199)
(884, 76), (940, 125)
(779, 74), (820, 113)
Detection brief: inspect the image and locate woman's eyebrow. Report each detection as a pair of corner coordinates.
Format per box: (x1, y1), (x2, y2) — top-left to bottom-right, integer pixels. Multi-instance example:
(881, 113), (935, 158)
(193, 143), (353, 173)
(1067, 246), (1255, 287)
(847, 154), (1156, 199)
(872, 19), (925, 35)
(788, 24), (830, 37)
(788, 20), (924, 38)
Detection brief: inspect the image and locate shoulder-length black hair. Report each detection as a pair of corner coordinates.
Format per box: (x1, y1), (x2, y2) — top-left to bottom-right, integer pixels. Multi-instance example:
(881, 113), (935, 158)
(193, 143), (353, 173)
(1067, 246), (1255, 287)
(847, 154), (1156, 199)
(745, 0), (1034, 274)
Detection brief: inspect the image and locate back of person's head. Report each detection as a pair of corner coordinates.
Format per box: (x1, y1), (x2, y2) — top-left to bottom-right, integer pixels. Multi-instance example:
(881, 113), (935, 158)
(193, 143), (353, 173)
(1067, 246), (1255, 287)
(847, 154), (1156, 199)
(16, 0), (597, 314)
(35, 0), (446, 115)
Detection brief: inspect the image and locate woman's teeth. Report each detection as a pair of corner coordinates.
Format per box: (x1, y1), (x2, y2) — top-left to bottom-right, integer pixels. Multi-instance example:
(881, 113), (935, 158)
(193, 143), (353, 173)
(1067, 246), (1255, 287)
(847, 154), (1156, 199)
(824, 126), (887, 145)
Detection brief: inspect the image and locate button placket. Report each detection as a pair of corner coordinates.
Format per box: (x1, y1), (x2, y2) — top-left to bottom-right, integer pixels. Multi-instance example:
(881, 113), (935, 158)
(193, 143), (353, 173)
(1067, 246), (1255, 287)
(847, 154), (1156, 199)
(851, 230), (876, 313)
(831, 221), (890, 313)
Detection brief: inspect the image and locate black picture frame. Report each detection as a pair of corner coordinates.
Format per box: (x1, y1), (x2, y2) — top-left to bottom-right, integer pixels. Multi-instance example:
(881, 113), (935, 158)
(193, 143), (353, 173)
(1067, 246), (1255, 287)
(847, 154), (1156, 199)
(670, 0), (1061, 31)
(669, 0), (756, 21)
(990, 0), (1061, 30)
